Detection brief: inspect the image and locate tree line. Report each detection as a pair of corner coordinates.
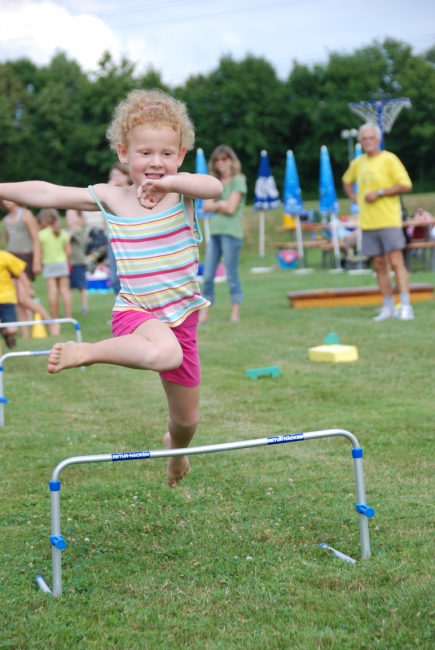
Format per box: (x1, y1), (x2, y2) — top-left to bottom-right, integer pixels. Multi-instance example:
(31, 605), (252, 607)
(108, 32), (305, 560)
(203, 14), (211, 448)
(1, 38), (434, 201)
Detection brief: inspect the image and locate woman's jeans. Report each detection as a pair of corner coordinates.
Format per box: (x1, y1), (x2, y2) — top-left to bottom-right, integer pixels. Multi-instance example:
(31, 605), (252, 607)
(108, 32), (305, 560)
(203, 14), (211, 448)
(107, 242), (121, 295)
(202, 235), (244, 305)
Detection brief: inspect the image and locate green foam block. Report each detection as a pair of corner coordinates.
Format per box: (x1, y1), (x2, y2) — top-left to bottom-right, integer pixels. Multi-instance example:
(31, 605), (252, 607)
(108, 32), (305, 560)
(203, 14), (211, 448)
(246, 366), (281, 380)
(323, 332), (341, 345)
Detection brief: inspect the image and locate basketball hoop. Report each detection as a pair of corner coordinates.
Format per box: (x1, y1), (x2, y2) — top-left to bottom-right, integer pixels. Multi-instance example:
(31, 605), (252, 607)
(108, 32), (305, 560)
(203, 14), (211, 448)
(348, 98), (411, 135)
(347, 97), (412, 275)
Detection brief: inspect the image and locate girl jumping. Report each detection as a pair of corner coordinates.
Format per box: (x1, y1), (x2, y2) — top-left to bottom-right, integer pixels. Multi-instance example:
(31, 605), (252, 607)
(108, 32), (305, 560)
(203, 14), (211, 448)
(0, 89), (222, 487)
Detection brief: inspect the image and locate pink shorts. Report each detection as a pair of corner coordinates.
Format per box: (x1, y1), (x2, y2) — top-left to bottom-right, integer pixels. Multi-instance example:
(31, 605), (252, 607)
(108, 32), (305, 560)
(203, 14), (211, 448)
(111, 310), (200, 387)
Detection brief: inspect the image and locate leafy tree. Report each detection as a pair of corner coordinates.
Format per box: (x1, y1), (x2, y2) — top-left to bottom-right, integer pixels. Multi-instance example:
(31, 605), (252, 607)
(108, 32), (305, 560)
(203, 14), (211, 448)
(0, 61), (35, 181)
(1, 39), (434, 199)
(177, 55), (287, 193)
(284, 39), (435, 194)
(424, 45), (435, 65)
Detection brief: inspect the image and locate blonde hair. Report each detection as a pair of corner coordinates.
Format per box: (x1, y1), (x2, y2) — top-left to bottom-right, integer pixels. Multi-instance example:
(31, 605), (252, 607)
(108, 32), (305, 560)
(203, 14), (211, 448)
(39, 208), (61, 237)
(208, 144), (242, 179)
(107, 89), (195, 152)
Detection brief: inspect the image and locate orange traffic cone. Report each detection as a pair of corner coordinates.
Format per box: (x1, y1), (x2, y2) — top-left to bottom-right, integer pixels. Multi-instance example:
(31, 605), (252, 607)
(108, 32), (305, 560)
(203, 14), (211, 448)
(31, 313), (48, 339)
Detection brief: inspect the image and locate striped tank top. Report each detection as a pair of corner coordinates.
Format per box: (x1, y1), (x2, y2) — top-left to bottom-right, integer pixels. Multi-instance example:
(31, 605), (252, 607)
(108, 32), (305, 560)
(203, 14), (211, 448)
(88, 186), (209, 327)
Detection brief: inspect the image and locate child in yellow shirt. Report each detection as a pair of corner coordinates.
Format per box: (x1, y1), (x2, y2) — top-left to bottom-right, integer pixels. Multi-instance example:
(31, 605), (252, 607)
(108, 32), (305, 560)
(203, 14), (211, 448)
(0, 250), (32, 349)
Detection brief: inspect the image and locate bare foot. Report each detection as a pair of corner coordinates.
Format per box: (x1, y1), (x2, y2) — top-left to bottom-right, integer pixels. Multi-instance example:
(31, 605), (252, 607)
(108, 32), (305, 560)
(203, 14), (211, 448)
(163, 432), (190, 488)
(47, 341), (87, 374)
(230, 304), (240, 322)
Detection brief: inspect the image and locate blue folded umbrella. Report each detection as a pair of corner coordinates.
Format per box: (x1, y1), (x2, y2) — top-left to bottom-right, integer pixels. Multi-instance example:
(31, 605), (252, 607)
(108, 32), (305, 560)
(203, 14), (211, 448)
(319, 145), (339, 216)
(283, 150), (304, 215)
(196, 148), (213, 219)
(254, 150), (281, 211)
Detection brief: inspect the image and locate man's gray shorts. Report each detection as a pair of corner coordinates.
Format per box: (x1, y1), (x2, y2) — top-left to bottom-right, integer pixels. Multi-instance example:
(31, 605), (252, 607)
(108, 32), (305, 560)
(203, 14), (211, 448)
(361, 227), (406, 257)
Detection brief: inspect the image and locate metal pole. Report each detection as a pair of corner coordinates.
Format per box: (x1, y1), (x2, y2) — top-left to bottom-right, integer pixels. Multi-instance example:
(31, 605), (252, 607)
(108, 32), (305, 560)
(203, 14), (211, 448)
(50, 487), (63, 597)
(352, 452), (372, 559)
(259, 211), (265, 261)
(0, 363), (5, 427)
(329, 215), (343, 273)
(0, 317), (81, 335)
(293, 214), (314, 274)
(377, 103), (385, 150)
(347, 137), (353, 163)
(295, 214), (305, 268)
(40, 429), (374, 597)
(204, 217), (211, 245)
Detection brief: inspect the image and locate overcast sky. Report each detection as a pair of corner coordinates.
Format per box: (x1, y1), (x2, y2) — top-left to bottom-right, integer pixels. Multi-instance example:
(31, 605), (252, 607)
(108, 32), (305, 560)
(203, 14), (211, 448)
(1, 0), (434, 85)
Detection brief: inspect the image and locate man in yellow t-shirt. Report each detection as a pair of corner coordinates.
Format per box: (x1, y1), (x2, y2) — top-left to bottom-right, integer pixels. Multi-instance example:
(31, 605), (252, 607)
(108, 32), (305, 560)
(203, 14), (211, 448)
(342, 123), (413, 321)
(0, 250), (31, 349)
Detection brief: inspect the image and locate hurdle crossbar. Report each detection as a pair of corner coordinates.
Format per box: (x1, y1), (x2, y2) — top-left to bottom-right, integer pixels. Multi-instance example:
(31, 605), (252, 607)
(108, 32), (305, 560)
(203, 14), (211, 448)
(0, 317), (82, 336)
(0, 318), (83, 426)
(39, 428), (375, 597)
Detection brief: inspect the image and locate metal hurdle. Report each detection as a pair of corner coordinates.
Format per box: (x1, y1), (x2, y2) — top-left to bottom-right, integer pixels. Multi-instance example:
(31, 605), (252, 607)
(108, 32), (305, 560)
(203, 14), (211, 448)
(36, 428), (375, 597)
(0, 318), (83, 426)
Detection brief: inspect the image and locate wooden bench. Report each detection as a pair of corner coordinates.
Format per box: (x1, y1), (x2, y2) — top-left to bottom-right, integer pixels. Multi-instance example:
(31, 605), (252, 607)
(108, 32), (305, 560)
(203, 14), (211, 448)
(273, 240), (347, 269)
(287, 283), (434, 309)
(404, 241), (435, 272)
(273, 241), (334, 250)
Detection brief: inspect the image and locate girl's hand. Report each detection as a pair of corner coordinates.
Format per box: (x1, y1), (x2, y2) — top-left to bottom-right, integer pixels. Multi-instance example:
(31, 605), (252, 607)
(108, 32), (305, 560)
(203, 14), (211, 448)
(137, 178), (172, 209)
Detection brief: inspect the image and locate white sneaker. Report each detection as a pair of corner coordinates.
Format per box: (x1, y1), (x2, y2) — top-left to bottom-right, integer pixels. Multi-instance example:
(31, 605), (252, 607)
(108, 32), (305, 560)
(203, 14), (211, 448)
(373, 306), (395, 321)
(396, 304), (415, 320)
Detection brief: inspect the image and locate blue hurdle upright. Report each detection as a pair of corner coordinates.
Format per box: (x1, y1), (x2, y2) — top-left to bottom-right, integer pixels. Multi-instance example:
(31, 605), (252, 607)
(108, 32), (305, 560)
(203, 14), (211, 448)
(36, 428), (375, 597)
(0, 318), (83, 426)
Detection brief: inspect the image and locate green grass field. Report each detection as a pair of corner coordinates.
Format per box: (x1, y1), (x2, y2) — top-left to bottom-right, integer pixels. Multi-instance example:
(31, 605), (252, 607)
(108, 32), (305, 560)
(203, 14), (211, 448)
(1, 198), (435, 649)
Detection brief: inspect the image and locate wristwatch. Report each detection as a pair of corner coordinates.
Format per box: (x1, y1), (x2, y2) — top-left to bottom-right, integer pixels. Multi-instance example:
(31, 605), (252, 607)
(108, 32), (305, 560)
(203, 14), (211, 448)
(377, 189), (384, 197)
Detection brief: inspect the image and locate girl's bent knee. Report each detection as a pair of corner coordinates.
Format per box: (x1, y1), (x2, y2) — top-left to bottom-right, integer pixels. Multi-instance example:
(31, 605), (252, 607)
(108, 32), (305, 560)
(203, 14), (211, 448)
(151, 340), (183, 372)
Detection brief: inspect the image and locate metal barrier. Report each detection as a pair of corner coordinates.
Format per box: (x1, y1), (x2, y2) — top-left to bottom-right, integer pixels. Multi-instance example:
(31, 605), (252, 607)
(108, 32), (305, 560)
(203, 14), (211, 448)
(0, 319), (82, 426)
(36, 429), (375, 597)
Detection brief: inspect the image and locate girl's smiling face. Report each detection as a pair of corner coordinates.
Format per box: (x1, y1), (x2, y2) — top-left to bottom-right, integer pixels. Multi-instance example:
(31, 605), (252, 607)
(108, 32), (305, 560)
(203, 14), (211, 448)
(117, 125), (186, 186)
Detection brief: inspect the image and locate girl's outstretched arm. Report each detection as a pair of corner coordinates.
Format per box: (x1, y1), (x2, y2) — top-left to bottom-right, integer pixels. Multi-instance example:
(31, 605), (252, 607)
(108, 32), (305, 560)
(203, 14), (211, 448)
(0, 182), (103, 211)
(138, 173), (222, 209)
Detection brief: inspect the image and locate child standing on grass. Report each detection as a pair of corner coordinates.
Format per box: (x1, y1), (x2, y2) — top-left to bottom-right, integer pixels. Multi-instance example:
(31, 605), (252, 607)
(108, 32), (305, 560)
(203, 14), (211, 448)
(38, 209), (73, 320)
(65, 209), (88, 315)
(0, 250), (33, 349)
(0, 89), (222, 487)
(1, 199), (42, 337)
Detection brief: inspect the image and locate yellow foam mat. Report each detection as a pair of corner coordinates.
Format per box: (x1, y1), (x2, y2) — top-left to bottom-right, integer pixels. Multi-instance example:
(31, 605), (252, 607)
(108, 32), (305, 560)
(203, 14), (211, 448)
(309, 344), (359, 363)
